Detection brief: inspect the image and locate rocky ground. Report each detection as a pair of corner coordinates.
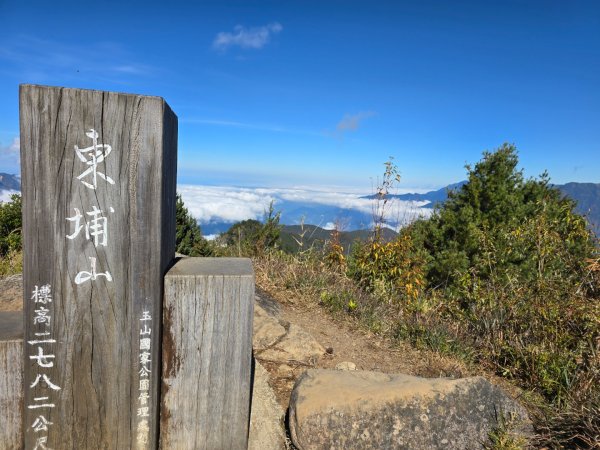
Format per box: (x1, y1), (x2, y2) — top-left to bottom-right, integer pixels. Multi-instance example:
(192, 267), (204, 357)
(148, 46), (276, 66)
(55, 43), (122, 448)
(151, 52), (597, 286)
(253, 288), (472, 409)
(0, 274), (23, 313)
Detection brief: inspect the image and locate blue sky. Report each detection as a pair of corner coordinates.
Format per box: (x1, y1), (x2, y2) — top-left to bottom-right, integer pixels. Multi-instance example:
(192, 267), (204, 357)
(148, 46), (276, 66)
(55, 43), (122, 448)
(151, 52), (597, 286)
(0, 0), (598, 192)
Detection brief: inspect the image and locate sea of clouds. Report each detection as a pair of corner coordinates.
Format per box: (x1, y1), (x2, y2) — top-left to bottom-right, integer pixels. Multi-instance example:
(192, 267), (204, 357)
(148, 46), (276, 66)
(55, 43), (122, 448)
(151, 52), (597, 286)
(0, 189), (19, 203)
(178, 184), (433, 235)
(0, 182), (433, 234)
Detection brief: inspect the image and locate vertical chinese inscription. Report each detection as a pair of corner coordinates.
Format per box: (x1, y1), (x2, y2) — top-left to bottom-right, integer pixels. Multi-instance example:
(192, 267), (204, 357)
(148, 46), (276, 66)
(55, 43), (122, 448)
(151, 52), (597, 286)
(137, 311), (152, 447)
(20, 85), (178, 449)
(70, 129), (114, 285)
(27, 284), (61, 450)
(69, 129), (115, 287)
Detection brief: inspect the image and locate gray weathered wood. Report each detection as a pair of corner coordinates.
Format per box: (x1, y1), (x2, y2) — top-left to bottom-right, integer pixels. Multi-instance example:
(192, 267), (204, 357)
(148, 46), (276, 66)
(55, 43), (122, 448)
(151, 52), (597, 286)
(161, 257), (254, 450)
(20, 84), (177, 449)
(0, 311), (23, 450)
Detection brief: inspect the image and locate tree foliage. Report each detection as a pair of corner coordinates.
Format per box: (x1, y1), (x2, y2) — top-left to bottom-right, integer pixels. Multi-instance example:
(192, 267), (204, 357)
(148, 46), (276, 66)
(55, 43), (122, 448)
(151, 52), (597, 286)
(412, 143), (596, 290)
(220, 202), (281, 257)
(175, 193), (212, 256)
(402, 144), (599, 406)
(0, 194), (22, 257)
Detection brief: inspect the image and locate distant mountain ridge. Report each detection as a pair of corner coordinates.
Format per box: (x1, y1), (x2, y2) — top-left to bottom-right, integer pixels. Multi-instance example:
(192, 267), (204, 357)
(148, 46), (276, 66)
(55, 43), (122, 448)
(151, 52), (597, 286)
(0, 173), (597, 236)
(362, 181), (467, 207)
(0, 173), (20, 191)
(557, 182), (600, 234)
(280, 224), (397, 254)
(370, 180), (600, 235)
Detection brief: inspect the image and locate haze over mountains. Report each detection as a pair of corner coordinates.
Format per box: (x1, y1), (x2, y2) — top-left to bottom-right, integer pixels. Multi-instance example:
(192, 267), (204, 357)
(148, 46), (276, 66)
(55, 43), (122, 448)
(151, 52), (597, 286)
(0, 174), (19, 190)
(377, 181), (600, 236)
(1, 172), (599, 236)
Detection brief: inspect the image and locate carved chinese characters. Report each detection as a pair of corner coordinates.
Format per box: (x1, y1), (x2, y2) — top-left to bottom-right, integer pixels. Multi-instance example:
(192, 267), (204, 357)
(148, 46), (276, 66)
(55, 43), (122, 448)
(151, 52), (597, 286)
(27, 285), (60, 450)
(74, 129), (115, 190)
(70, 129), (114, 285)
(137, 311), (153, 446)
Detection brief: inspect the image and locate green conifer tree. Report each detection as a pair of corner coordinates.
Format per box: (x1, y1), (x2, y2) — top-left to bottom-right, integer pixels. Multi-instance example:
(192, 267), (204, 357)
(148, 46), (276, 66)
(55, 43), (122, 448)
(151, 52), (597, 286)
(175, 193), (212, 256)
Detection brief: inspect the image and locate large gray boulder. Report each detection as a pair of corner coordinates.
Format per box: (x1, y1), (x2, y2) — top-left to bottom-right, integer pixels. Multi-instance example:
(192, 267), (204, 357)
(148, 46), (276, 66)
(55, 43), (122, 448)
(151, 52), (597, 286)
(289, 369), (531, 450)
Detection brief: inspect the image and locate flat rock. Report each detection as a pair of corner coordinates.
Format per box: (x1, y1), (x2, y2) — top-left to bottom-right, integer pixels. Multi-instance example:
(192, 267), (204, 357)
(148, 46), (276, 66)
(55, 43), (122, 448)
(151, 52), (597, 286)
(248, 360), (286, 450)
(335, 361), (357, 371)
(289, 369), (531, 450)
(253, 304), (287, 351)
(259, 323), (325, 364)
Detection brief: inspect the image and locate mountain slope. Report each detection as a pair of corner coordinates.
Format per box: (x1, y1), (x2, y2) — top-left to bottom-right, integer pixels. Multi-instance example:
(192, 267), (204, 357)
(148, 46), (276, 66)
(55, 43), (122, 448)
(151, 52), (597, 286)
(557, 182), (600, 233)
(364, 181), (599, 235)
(0, 173), (20, 191)
(279, 224), (397, 254)
(362, 181), (467, 207)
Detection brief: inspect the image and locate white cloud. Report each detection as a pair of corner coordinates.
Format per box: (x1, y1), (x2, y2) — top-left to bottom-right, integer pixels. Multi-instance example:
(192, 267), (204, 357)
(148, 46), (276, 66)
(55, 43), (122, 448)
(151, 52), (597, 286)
(264, 187), (376, 214)
(336, 112), (375, 133)
(0, 190), (19, 203)
(0, 35), (157, 82)
(178, 184), (432, 229)
(213, 23), (282, 51)
(0, 137), (20, 171)
(178, 185), (275, 224)
(111, 64), (152, 75)
(0, 137), (19, 156)
(181, 118), (323, 137)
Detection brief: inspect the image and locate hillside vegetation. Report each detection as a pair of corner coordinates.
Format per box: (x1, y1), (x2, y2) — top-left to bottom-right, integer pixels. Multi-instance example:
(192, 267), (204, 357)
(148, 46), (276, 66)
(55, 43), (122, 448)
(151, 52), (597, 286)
(256, 145), (600, 448)
(279, 224), (398, 254)
(1, 144), (598, 448)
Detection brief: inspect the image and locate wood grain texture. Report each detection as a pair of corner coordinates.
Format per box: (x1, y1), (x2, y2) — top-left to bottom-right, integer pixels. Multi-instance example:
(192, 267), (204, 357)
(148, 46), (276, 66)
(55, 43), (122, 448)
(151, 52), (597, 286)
(0, 312), (23, 450)
(20, 84), (177, 450)
(161, 257), (254, 450)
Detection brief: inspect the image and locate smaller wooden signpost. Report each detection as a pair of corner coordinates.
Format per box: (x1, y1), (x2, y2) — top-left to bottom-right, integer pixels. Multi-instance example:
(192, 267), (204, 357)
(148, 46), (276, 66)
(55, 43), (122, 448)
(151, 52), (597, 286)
(161, 257), (254, 450)
(0, 311), (23, 450)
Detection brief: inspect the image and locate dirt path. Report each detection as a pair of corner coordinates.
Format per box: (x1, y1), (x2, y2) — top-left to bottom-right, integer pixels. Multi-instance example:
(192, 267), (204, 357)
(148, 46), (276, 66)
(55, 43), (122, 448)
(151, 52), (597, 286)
(255, 288), (472, 408)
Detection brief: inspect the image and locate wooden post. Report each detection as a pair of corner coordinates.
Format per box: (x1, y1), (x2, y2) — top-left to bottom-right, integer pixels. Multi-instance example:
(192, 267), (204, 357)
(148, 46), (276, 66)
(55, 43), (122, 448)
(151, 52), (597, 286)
(20, 85), (177, 449)
(0, 311), (23, 450)
(161, 257), (254, 450)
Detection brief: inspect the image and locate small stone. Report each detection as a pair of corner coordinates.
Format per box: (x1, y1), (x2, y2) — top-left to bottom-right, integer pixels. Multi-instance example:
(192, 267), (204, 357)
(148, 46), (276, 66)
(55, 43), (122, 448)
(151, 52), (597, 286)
(334, 361), (357, 371)
(276, 364), (294, 377)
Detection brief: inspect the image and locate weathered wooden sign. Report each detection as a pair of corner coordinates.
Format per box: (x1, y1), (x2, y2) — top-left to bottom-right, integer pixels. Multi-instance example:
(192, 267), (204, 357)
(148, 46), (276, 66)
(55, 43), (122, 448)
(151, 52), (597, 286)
(20, 85), (177, 449)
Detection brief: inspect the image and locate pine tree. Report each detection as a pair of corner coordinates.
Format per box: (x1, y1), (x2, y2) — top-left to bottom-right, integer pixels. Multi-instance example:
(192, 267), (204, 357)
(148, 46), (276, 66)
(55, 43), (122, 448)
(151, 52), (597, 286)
(414, 144), (595, 289)
(174, 193), (213, 256)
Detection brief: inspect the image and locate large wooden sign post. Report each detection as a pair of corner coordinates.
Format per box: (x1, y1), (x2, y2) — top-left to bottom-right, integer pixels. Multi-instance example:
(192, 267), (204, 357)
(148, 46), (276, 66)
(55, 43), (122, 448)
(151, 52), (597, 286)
(20, 85), (177, 449)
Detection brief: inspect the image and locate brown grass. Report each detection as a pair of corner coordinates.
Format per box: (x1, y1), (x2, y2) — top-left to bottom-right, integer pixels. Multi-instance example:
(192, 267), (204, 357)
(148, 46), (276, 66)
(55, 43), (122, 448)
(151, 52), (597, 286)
(254, 248), (600, 449)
